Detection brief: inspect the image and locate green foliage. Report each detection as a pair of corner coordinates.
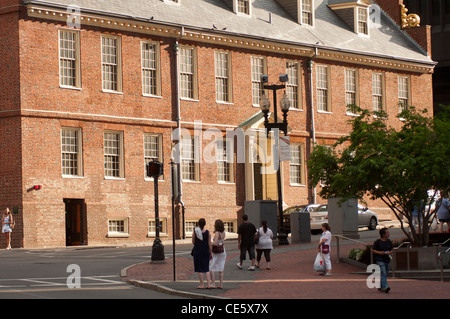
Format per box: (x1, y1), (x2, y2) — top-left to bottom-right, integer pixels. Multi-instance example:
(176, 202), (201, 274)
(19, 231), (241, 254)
(308, 105), (450, 245)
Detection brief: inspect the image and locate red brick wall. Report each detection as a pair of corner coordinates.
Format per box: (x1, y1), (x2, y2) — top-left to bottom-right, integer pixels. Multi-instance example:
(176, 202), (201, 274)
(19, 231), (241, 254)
(0, 10), (434, 247)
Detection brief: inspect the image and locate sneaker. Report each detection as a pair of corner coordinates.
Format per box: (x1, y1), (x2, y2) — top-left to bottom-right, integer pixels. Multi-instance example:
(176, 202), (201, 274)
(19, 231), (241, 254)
(236, 263), (242, 270)
(248, 266), (255, 271)
(324, 272), (331, 276)
(385, 287), (391, 293)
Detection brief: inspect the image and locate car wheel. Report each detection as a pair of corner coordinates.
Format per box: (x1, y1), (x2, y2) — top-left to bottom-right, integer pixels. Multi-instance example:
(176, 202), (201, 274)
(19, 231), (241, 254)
(368, 217), (377, 230)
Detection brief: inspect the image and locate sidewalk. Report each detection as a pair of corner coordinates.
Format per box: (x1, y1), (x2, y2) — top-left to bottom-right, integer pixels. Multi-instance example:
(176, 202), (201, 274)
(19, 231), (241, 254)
(122, 225), (450, 299)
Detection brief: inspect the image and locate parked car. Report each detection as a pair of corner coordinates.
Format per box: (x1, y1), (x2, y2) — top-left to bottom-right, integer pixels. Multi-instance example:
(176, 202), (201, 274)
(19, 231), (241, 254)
(283, 204), (321, 234)
(310, 204), (379, 234)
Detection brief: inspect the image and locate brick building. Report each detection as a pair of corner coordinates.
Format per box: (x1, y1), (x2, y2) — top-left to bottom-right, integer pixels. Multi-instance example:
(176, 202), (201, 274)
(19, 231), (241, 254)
(0, 0), (435, 248)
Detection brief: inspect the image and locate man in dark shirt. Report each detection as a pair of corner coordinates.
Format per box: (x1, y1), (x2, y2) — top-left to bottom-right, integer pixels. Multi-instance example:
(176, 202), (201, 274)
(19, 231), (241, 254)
(237, 214), (257, 271)
(371, 228), (394, 293)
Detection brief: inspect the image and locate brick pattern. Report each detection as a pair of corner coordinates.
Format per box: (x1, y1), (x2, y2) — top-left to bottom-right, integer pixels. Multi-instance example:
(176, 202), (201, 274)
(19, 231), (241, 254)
(0, 6), (433, 248)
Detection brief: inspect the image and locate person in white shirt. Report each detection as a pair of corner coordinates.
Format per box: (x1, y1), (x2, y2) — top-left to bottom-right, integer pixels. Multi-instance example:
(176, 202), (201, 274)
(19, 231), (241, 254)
(255, 220), (274, 270)
(318, 223), (332, 276)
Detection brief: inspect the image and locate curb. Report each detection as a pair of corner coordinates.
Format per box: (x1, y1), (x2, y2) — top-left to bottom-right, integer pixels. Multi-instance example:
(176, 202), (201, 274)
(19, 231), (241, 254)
(121, 261), (230, 300)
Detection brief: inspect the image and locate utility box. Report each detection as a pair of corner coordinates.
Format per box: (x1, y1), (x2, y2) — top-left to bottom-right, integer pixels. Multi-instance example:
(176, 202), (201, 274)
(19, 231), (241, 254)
(290, 212), (311, 243)
(328, 198), (359, 239)
(244, 200), (278, 239)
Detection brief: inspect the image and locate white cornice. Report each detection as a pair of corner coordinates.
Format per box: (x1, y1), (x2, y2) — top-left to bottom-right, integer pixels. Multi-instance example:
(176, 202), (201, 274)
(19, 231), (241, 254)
(25, 5), (435, 74)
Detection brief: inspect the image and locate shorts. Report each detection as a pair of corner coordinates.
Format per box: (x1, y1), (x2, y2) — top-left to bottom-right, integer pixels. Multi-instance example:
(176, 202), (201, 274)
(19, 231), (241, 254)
(240, 245), (255, 261)
(439, 218), (450, 223)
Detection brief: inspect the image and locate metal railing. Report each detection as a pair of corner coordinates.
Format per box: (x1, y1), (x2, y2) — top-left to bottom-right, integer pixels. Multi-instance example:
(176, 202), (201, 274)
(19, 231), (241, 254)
(334, 235), (373, 265)
(391, 241), (412, 278)
(434, 238), (450, 282)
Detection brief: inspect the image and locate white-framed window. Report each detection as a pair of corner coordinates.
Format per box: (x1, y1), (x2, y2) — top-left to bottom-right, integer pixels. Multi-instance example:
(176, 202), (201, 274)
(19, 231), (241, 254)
(345, 69), (358, 113)
(357, 7), (368, 35)
(108, 218), (129, 237)
(215, 51), (232, 103)
(59, 29), (81, 88)
(179, 46), (197, 100)
(141, 41), (161, 96)
(251, 56), (266, 106)
(286, 61), (301, 109)
(372, 72), (384, 112)
(61, 127), (83, 177)
(316, 65), (330, 112)
(223, 221), (236, 233)
(101, 35), (122, 92)
(398, 76), (410, 112)
(148, 218), (167, 236)
(181, 136), (199, 181)
(290, 143), (305, 185)
(144, 133), (163, 179)
(217, 139), (234, 183)
(301, 0), (314, 26)
(236, 0), (250, 15)
(104, 131), (124, 178)
(185, 220), (198, 236)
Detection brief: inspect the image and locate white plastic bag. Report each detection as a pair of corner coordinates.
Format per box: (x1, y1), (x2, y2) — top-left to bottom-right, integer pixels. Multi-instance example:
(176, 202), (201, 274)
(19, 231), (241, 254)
(314, 252), (325, 272)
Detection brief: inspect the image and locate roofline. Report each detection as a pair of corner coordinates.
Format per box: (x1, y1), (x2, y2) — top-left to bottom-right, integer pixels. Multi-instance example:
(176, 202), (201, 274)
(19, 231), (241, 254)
(23, 0), (436, 73)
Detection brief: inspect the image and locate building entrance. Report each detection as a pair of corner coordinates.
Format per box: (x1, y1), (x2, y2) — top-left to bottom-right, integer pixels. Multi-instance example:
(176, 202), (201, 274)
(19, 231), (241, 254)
(64, 199), (86, 246)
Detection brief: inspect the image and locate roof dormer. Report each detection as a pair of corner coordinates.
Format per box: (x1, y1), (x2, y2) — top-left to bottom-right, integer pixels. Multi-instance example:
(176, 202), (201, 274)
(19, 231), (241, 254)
(328, 0), (371, 36)
(275, 0), (315, 26)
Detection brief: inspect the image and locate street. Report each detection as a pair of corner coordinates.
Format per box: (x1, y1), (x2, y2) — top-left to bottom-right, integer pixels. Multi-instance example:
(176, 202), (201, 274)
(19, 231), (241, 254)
(0, 226), (404, 299)
(0, 244), (193, 299)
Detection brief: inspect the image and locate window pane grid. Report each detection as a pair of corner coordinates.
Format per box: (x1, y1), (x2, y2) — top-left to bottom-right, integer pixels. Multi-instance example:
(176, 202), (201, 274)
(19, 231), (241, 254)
(180, 47), (195, 99)
(237, 0), (249, 14)
(302, 0), (313, 25)
(345, 69), (356, 111)
(104, 132), (121, 177)
(398, 76), (409, 112)
(217, 140), (232, 182)
(142, 42), (157, 95)
(181, 138), (197, 181)
(108, 220), (125, 233)
(317, 66), (329, 112)
(215, 52), (230, 102)
(286, 62), (299, 109)
(102, 36), (119, 91)
(358, 8), (368, 34)
(290, 144), (303, 184)
(59, 30), (77, 87)
(61, 128), (80, 176)
(251, 57), (264, 106)
(372, 73), (383, 112)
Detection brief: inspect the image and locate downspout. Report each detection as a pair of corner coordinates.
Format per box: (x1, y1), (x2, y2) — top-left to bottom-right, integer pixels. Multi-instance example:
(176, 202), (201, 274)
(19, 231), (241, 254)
(308, 47), (318, 204)
(174, 27), (186, 239)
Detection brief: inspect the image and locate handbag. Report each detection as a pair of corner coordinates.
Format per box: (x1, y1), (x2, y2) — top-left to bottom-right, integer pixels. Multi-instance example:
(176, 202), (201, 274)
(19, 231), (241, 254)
(321, 244), (330, 254)
(212, 233), (224, 254)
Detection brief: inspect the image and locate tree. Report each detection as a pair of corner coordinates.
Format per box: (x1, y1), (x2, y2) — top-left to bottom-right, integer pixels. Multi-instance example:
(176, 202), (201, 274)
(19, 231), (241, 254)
(308, 105), (450, 246)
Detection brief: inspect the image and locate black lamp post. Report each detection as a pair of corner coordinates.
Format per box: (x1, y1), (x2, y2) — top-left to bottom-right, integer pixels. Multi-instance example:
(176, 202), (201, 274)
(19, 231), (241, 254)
(260, 74), (291, 246)
(147, 159), (165, 262)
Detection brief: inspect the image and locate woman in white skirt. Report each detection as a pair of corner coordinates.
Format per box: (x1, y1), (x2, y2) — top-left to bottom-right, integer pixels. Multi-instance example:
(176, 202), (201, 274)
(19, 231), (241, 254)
(210, 219), (226, 289)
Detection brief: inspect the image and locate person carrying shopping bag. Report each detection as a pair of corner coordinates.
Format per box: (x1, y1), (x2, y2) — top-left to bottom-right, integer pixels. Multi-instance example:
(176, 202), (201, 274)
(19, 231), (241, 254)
(317, 223), (332, 276)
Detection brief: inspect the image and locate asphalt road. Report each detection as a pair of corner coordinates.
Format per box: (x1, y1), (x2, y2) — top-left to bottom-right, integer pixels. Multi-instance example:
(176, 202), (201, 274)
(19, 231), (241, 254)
(0, 244), (192, 299)
(0, 226), (404, 300)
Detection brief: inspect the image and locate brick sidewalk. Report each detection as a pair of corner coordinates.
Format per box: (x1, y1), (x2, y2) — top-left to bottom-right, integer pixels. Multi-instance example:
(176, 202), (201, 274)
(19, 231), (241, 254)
(123, 242), (450, 299)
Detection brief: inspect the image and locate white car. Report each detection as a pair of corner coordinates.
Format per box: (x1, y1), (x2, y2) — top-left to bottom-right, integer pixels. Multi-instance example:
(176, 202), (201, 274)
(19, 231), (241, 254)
(310, 204), (379, 234)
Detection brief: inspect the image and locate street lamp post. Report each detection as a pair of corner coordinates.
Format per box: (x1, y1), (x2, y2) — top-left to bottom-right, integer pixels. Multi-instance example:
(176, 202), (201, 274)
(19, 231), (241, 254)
(260, 74), (291, 246)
